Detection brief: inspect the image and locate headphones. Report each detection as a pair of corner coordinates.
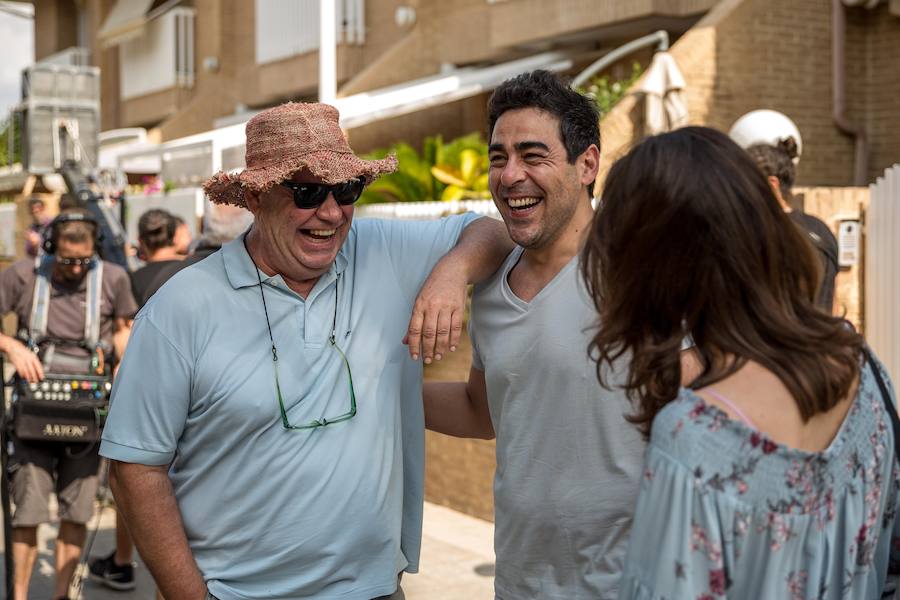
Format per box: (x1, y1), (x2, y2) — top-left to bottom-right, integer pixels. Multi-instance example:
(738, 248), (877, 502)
(41, 212), (102, 256)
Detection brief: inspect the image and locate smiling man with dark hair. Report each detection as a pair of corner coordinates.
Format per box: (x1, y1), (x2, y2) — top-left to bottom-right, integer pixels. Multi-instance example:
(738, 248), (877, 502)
(424, 70), (645, 599)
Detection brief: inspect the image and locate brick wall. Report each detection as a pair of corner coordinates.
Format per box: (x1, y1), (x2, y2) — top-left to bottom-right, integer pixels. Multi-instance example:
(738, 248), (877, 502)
(600, 0), (900, 188)
(853, 4), (900, 182)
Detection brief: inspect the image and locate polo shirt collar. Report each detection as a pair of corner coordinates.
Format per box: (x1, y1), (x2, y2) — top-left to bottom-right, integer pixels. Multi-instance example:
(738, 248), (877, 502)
(222, 235), (349, 290)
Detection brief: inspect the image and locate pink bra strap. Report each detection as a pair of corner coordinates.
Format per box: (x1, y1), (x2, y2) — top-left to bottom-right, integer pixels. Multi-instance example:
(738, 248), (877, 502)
(705, 387), (756, 429)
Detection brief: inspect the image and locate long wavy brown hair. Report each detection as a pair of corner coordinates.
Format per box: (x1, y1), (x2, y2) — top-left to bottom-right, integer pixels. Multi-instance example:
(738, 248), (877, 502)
(581, 127), (863, 438)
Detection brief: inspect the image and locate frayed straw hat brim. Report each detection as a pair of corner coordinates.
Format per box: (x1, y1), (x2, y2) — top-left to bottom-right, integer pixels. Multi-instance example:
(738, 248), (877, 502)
(204, 151), (397, 207)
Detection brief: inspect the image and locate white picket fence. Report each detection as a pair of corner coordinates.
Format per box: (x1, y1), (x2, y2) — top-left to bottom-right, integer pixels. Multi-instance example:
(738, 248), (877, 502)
(866, 164), (900, 384)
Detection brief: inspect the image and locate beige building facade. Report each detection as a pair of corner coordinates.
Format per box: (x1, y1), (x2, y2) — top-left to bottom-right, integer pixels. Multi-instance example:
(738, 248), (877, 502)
(32, 1), (713, 142)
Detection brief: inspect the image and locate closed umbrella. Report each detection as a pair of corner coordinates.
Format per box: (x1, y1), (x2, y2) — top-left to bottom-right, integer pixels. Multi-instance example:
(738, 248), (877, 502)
(637, 51), (688, 135)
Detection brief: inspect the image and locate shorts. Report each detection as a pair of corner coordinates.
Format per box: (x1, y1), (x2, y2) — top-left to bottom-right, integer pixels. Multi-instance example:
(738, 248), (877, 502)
(9, 437), (102, 527)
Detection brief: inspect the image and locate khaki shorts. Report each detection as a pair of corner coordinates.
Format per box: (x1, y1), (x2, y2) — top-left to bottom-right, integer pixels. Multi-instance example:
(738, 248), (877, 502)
(9, 437), (101, 527)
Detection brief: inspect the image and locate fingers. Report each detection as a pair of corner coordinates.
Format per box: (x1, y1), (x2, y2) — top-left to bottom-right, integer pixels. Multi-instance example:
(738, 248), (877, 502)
(430, 308), (453, 364)
(419, 311), (438, 365)
(33, 357), (45, 383)
(409, 306), (463, 364)
(449, 309), (463, 354)
(405, 307), (424, 361)
(406, 274), (467, 363)
(13, 352), (43, 383)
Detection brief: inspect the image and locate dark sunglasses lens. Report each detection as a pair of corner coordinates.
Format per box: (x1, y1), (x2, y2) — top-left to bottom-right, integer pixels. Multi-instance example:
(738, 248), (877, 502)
(292, 184), (329, 209)
(332, 179), (365, 205)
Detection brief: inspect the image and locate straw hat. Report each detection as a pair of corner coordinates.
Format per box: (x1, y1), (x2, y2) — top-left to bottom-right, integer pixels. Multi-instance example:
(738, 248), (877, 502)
(203, 102), (397, 207)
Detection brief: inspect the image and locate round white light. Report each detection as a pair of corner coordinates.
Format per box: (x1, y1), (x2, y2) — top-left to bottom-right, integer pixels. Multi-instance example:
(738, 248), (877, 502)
(728, 110), (803, 163)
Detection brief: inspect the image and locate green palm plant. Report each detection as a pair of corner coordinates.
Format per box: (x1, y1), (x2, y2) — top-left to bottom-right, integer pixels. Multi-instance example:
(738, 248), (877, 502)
(430, 133), (490, 201)
(359, 133), (490, 204)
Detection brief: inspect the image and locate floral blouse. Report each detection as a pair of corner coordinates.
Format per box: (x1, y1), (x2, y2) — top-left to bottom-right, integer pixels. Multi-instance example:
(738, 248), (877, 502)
(619, 358), (900, 599)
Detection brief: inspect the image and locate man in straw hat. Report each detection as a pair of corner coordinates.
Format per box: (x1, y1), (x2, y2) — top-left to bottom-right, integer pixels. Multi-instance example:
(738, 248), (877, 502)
(98, 102), (512, 599)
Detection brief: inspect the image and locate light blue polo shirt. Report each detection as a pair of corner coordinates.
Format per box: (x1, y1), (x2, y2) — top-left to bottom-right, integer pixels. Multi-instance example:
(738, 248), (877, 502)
(100, 214), (480, 600)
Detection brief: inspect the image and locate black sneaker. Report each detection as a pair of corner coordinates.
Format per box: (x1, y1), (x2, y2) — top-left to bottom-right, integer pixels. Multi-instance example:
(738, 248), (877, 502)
(88, 551), (136, 591)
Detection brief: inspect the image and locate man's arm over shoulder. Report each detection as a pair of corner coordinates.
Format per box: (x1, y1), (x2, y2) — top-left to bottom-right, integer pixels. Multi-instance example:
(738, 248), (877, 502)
(401, 215), (514, 362)
(424, 366), (494, 440)
(359, 214), (470, 292)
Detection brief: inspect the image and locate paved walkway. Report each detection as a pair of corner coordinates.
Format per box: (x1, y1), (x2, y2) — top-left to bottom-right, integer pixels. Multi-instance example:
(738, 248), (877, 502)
(1, 500), (495, 599)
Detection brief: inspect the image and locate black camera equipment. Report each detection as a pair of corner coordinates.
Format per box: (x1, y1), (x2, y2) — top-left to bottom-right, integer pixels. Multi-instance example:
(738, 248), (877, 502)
(11, 372), (111, 444)
(59, 159), (137, 271)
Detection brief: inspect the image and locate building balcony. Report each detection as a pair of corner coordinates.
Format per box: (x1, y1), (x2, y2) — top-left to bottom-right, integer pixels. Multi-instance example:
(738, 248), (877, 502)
(254, 0), (365, 65)
(118, 7), (195, 127)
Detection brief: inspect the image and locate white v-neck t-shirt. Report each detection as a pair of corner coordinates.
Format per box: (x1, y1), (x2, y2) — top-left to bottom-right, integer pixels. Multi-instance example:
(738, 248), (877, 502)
(470, 246), (646, 600)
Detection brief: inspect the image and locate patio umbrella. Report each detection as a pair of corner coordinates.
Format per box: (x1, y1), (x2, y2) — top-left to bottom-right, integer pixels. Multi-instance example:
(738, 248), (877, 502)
(637, 51), (688, 135)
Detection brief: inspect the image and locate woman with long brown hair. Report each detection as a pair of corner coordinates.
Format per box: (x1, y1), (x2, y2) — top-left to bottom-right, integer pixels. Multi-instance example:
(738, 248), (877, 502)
(581, 126), (899, 599)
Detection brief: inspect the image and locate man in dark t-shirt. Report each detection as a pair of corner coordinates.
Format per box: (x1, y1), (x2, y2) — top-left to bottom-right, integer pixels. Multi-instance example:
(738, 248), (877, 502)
(129, 209), (184, 309)
(747, 140), (839, 313)
(788, 210), (839, 312)
(142, 202), (255, 302)
(0, 210), (136, 600)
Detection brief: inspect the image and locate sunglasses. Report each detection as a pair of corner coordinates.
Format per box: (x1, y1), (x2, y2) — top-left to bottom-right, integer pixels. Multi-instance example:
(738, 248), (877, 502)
(279, 178), (366, 210)
(56, 256), (95, 267)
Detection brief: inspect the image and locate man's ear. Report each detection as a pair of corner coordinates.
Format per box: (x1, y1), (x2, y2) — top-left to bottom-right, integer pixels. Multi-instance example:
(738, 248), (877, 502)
(243, 188), (261, 214)
(579, 144), (601, 187)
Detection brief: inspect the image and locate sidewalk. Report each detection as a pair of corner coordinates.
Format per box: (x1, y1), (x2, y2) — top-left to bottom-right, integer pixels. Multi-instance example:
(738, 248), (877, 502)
(1, 501), (495, 599)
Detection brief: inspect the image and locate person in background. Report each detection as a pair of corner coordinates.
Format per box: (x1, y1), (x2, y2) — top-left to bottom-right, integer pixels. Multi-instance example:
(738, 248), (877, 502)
(747, 139), (839, 313)
(128, 209), (183, 308)
(581, 126), (899, 599)
(143, 202), (255, 301)
(424, 70), (645, 599)
(24, 197), (52, 257)
(172, 215), (193, 256)
(1, 210), (135, 600)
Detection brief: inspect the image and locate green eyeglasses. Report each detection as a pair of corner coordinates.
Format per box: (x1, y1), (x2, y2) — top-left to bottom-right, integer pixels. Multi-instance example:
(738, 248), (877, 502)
(246, 236), (356, 430)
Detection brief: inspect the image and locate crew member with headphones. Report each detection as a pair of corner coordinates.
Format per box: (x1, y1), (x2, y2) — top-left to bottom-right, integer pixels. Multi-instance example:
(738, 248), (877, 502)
(0, 208), (136, 600)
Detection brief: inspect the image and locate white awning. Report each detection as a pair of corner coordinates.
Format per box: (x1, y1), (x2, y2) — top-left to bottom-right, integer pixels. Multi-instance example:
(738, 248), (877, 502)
(212, 51), (575, 132)
(335, 51), (574, 129)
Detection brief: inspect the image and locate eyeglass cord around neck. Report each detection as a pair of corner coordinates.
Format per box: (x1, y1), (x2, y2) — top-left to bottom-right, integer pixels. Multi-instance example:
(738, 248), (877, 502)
(242, 231), (356, 430)
(242, 233), (340, 362)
